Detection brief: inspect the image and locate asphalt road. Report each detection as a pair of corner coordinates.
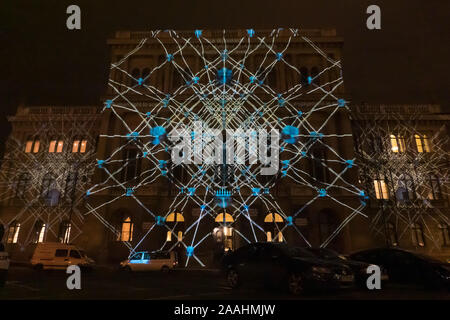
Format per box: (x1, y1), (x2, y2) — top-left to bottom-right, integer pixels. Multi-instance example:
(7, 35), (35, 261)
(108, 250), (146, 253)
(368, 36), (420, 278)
(0, 266), (449, 300)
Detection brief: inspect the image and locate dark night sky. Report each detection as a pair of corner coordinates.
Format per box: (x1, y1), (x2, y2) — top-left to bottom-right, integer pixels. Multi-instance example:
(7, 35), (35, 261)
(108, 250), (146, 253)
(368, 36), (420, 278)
(1, 0), (449, 152)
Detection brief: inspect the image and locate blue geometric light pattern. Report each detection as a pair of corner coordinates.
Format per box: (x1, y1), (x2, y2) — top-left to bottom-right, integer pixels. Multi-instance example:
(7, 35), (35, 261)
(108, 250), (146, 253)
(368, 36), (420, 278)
(86, 29), (367, 266)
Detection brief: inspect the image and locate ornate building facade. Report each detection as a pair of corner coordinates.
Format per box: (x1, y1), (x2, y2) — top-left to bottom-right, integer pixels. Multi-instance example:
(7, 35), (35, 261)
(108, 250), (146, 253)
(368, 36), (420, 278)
(0, 30), (448, 266)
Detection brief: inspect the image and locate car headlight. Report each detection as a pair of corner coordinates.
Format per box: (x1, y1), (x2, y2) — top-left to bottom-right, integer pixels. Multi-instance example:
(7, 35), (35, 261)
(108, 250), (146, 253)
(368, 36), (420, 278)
(312, 266), (332, 274)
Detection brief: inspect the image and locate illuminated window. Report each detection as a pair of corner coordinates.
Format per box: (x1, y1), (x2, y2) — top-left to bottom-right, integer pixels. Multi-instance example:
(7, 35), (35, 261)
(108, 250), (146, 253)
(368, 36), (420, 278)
(438, 223), (450, 246)
(56, 140), (64, 153)
(415, 134), (431, 153)
(428, 174), (442, 200)
(412, 223), (425, 247)
(373, 179), (389, 199)
(387, 223), (398, 246)
(80, 139), (87, 153)
(72, 139), (80, 153)
(25, 136), (40, 153)
(215, 213), (234, 223)
(49, 139), (57, 153)
(34, 221), (46, 243)
(25, 140), (33, 153)
(6, 221), (20, 244)
(166, 231), (172, 242)
(277, 231), (283, 242)
(266, 231), (272, 242)
(59, 221), (71, 243)
(72, 139), (87, 153)
(177, 231), (183, 241)
(117, 217), (133, 242)
(390, 134), (405, 153)
(223, 226), (233, 237)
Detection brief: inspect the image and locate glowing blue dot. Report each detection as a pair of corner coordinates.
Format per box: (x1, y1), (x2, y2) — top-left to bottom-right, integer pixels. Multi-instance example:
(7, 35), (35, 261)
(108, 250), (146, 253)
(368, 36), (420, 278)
(281, 126), (299, 144)
(194, 30), (202, 38)
(166, 54), (173, 62)
(338, 99), (346, 107)
(247, 29), (255, 37)
(307, 76), (312, 84)
(126, 188), (134, 196)
(105, 100), (112, 108)
(297, 110), (303, 117)
(156, 216), (165, 226)
(137, 78), (144, 85)
(345, 159), (354, 168)
(97, 160), (104, 168)
(318, 189), (327, 197)
(150, 126), (166, 145)
(276, 52), (283, 61)
(186, 246), (194, 257)
(286, 216), (293, 226)
(252, 188), (260, 196)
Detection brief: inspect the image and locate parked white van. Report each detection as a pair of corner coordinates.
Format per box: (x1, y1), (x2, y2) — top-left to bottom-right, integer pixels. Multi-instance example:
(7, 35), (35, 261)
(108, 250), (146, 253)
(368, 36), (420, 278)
(120, 250), (178, 272)
(30, 242), (94, 271)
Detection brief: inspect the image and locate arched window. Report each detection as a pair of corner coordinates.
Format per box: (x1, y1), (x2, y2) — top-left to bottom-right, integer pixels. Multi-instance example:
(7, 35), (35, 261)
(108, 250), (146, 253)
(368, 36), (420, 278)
(412, 223), (425, 247)
(6, 221), (20, 244)
(166, 213), (185, 242)
(300, 67), (309, 85)
(25, 136), (40, 153)
(438, 223), (450, 246)
(415, 134), (431, 153)
(166, 231), (172, 242)
(41, 173), (56, 199)
(33, 221), (46, 243)
(390, 134), (406, 153)
(428, 174), (442, 200)
(15, 172), (30, 198)
(373, 178), (389, 199)
(58, 221), (71, 243)
(117, 216), (133, 242)
(386, 222), (398, 246)
(396, 174), (415, 201)
(310, 66), (320, 85)
(264, 213), (284, 243)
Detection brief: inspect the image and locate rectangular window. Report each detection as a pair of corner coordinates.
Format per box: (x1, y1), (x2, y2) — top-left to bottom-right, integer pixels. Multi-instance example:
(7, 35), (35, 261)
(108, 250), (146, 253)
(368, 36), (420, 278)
(37, 224), (46, 243)
(7, 225), (20, 244)
(390, 135), (405, 153)
(72, 140), (80, 153)
(415, 134), (431, 153)
(49, 140), (57, 153)
(55, 249), (68, 257)
(33, 140), (40, 153)
(373, 179), (389, 199)
(56, 140), (64, 153)
(80, 140), (87, 153)
(25, 141), (33, 153)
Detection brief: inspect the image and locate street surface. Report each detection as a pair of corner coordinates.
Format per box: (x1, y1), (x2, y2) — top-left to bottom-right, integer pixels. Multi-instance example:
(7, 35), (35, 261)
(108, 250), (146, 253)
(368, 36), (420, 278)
(0, 266), (449, 300)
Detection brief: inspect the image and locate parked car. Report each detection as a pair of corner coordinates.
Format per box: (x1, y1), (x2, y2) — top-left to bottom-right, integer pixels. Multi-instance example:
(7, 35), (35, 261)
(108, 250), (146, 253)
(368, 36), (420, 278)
(120, 250), (178, 272)
(221, 242), (354, 295)
(0, 243), (10, 287)
(30, 242), (95, 271)
(305, 247), (389, 288)
(349, 248), (450, 290)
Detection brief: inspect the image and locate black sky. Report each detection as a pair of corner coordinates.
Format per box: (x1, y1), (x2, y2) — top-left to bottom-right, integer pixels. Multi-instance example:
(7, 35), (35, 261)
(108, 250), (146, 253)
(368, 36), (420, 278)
(1, 0), (449, 152)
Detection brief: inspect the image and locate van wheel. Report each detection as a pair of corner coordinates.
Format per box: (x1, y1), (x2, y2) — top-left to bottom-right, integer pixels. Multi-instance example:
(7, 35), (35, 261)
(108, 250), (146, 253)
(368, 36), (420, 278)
(161, 266), (170, 273)
(34, 264), (43, 271)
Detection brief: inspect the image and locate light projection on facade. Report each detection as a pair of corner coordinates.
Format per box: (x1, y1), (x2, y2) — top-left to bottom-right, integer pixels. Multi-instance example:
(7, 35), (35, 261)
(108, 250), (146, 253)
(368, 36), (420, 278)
(0, 108), (99, 248)
(352, 111), (449, 249)
(86, 29), (367, 266)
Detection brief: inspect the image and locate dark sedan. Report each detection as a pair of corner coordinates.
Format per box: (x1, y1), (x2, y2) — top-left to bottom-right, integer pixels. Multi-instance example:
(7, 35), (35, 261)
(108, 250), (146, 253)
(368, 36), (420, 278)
(305, 247), (389, 288)
(349, 248), (450, 290)
(221, 242), (354, 295)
